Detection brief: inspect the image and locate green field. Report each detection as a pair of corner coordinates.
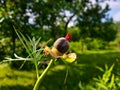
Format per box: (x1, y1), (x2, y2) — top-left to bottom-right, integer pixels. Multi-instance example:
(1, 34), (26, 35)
(0, 50), (120, 90)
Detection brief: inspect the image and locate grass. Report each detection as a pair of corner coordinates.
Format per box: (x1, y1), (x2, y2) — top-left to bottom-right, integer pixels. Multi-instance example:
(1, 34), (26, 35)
(0, 63), (35, 90)
(0, 50), (120, 90)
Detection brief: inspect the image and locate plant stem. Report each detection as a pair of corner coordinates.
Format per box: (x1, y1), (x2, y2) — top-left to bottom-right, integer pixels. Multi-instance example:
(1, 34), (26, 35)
(35, 61), (39, 79)
(33, 59), (54, 90)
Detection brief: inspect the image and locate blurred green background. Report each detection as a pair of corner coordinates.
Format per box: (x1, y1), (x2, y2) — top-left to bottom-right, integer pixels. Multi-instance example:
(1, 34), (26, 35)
(0, 0), (120, 90)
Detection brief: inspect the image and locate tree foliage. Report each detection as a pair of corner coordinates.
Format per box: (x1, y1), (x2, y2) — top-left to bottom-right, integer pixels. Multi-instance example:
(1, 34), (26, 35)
(76, 0), (117, 42)
(0, 0), (117, 59)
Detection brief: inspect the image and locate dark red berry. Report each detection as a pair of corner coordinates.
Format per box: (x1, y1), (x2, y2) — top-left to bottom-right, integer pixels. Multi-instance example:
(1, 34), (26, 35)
(53, 37), (69, 54)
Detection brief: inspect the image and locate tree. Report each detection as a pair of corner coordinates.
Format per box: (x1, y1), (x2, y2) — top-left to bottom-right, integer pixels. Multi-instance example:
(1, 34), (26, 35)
(76, 0), (116, 40)
(0, 0), (117, 58)
(73, 0), (117, 51)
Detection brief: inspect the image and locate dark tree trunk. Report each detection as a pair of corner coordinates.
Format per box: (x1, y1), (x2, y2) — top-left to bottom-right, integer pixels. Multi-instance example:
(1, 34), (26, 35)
(51, 25), (57, 41)
(10, 22), (16, 57)
(4, 0), (16, 57)
(64, 14), (75, 36)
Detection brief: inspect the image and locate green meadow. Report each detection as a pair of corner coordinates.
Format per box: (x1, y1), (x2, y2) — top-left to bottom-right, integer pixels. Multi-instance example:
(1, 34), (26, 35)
(1, 50), (120, 90)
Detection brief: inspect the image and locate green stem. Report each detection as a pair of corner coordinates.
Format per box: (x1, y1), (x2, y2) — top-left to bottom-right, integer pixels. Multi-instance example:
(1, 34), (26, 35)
(33, 59), (54, 90)
(35, 62), (39, 79)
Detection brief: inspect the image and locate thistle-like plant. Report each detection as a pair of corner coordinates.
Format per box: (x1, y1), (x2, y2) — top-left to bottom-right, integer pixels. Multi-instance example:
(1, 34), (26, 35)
(1, 28), (77, 90)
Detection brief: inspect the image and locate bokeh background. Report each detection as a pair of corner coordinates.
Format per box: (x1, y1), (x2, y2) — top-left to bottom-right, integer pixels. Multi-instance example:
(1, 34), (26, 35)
(0, 0), (120, 90)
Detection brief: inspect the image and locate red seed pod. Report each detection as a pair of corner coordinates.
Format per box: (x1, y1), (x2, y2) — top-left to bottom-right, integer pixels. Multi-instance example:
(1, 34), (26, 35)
(53, 37), (69, 54)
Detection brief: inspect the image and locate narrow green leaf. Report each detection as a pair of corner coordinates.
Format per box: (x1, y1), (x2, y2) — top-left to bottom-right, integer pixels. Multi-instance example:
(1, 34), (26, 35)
(108, 74), (115, 89)
(95, 66), (104, 72)
(96, 82), (108, 90)
(36, 37), (41, 46)
(19, 32), (32, 53)
(13, 27), (31, 55)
